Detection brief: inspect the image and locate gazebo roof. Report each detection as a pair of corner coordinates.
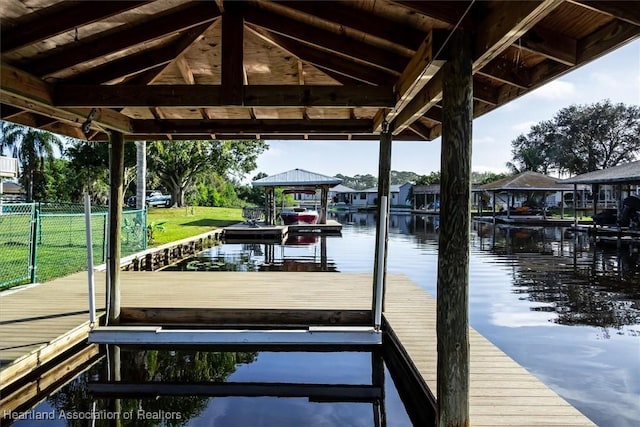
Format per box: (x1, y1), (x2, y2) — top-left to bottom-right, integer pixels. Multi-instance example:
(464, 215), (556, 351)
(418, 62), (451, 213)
(1, 1), (638, 142)
(479, 171), (573, 192)
(558, 161), (640, 185)
(252, 168), (342, 187)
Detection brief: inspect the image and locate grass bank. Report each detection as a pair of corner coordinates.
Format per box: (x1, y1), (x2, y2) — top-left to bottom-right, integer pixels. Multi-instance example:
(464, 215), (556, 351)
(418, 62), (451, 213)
(147, 206), (243, 246)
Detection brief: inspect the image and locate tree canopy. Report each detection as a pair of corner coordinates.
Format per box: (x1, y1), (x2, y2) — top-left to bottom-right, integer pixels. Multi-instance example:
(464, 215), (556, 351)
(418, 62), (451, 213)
(148, 140), (267, 207)
(508, 100), (640, 175)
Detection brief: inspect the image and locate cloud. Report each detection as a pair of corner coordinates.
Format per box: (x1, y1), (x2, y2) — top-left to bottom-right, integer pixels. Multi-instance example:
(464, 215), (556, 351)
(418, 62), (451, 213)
(511, 121), (536, 132)
(530, 80), (576, 100)
(473, 136), (495, 146)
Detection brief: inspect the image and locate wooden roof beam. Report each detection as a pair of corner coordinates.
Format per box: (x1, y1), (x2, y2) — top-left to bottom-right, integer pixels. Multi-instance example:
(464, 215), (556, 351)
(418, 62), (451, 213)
(373, 30), (445, 132)
(476, 60), (530, 90)
(131, 119), (373, 135)
(54, 85), (396, 108)
(392, 68), (444, 135)
(67, 23), (211, 85)
(390, 1), (560, 134)
(244, 6), (408, 74)
(577, 19), (640, 64)
(221, 2), (245, 106)
(0, 104), (25, 120)
(277, 1), (425, 50)
(473, 1), (563, 71)
(1, 64), (133, 134)
(1, 1), (147, 52)
(28, 3), (220, 78)
(391, 1), (473, 28)
(248, 27), (396, 86)
(407, 121), (437, 141)
(518, 27), (578, 66)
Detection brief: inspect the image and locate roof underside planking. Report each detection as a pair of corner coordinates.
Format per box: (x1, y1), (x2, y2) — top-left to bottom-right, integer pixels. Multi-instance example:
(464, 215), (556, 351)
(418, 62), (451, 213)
(1, 0), (639, 142)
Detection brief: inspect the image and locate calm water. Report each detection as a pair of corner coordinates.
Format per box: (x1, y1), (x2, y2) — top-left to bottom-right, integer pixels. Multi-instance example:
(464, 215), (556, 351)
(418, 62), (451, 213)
(6, 347), (423, 426)
(168, 212), (640, 427)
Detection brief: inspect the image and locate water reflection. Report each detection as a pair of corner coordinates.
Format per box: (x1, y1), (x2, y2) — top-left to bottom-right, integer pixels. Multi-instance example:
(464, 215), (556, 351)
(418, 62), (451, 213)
(7, 346), (421, 427)
(164, 235), (337, 272)
(469, 221), (640, 335)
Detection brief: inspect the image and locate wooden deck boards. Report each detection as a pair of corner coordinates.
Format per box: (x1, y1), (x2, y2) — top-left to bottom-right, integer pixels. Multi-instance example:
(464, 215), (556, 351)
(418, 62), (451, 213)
(0, 271), (594, 425)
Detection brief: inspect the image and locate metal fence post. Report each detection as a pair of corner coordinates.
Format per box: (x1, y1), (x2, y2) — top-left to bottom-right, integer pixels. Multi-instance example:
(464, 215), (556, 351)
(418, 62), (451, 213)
(102, 213), (108, 263)
(29, 207), (39, 283)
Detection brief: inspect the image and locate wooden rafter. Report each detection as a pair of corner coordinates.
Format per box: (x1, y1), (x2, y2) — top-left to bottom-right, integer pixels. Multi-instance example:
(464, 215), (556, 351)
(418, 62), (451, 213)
(391, 1), (472, 28)
(373, 30), (444, 132)
(54, 85), (396, 108)
(0, 104), (24, 120)
(473, 1), (562, 71)
(277, 1), (424, 51)
(519, 27), (577, 66)
(27, 3), (220, 78)
(131, 119), (373, 135)
(248, 27), (396, 85)
(221, 2), (245, 105)
(577, 19), (640, 63)
(0, 63), (133, 134)
(243, 6), (407, 74)
(66, 23), (211, 84)
(1, 1), (147, 52)
(387, 1), (562, 134)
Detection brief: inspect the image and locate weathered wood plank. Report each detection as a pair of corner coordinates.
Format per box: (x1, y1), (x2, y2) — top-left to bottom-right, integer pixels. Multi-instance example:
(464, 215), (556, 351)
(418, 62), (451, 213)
(0, 272), (595, 425)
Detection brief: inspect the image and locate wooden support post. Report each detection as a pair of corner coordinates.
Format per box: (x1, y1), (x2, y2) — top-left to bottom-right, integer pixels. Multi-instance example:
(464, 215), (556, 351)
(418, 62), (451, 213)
(320, 185), (328, 224)
(560, 190), (565, 219)
(270, 187), (276, 225)
(437, 29), (471, 427)
(371, 123), (393, 324)
(221, 2), (244, 105)
(592, 184), (598, 232)
(108, 131), (124, 324)
(573, 185), (578, 227)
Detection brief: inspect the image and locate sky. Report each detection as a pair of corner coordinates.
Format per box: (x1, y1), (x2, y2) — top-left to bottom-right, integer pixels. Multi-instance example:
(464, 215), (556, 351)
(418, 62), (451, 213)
(253, 39), (640, 180)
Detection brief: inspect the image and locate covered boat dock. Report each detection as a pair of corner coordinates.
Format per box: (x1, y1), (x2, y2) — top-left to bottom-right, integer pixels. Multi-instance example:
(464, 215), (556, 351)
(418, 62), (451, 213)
(1, 1), (639, 424)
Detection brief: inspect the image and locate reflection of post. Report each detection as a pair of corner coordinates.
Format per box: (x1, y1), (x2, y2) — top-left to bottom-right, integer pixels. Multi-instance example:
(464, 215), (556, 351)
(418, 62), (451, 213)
(492, 223), (496, 251)
(372, 350), (386, 427)
(573, 233), (578, 273)
(320, 236), (327, 271)
(107, 344), (121, 427)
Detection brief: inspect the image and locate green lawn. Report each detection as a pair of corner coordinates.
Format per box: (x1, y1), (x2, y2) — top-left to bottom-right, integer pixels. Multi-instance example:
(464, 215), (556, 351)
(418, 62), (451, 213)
(147, 206), (243, 246)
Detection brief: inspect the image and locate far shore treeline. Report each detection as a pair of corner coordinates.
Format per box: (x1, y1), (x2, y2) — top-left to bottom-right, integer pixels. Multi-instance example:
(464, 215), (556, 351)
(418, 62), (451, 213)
(1, 100), (638, 208)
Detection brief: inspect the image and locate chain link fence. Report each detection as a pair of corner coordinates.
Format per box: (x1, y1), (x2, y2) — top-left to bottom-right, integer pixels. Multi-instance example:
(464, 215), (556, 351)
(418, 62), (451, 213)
(0, 202), (146, 289)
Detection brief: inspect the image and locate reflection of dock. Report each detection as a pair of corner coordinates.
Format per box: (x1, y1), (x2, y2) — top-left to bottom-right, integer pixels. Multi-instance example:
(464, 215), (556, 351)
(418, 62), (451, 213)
(222, 220), (342, 241)
(477, 215), (592, 226)
(2, 272), (594, 426)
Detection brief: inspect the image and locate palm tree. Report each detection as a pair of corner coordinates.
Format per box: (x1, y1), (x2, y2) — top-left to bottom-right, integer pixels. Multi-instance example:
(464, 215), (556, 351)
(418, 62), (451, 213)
(0, 121), (22, 156)
(2, 123), (63, 201)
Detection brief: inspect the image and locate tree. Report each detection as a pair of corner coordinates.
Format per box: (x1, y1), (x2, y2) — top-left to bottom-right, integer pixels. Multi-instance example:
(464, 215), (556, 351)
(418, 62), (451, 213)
(554, 100), (640, 174)
(65, 139), (137, 204)
(148, 140), (267, 207)
(1, 124), (63, 202)
(508, 101), (640, 175)
(506, 121), (556, 174)
(335, 173), (377, 190)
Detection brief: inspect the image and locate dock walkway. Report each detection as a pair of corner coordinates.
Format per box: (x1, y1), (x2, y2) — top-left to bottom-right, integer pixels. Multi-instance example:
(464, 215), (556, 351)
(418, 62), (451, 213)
(0, 271), (594, 426)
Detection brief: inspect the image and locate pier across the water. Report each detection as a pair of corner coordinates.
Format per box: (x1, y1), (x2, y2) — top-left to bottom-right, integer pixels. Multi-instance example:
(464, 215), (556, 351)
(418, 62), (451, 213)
(0, 271), (594, 426)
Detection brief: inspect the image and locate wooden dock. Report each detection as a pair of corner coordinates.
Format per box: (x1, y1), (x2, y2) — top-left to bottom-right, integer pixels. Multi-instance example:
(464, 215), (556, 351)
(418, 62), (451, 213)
(222, 220), (342, 242)
(0, 272), (594, 426)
